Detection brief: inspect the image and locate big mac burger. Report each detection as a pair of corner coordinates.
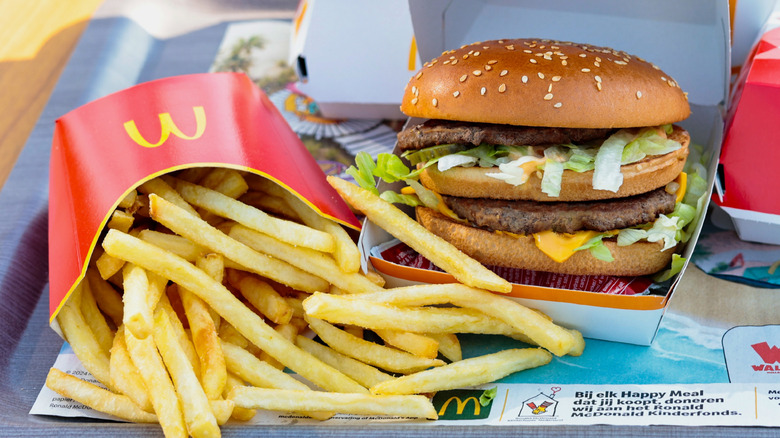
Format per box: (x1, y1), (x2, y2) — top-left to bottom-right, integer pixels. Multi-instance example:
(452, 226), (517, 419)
(349, 38), (708, 278)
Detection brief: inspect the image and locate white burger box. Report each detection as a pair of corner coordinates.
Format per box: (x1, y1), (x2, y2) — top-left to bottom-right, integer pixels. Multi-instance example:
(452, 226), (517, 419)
(289, 0), (420, 119)
(357, 0), (729, 346)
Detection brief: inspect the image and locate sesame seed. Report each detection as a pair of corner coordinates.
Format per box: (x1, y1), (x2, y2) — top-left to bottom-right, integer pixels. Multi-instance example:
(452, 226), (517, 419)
(411, 97), (418, 105)
(596, 57), (602, 62)
(488, 60), (498, 64)
(594, 75), (602, 83)
(594, 61), (600, 67)
(483, 46), (489, 49)
(615, 60), (627, 65)
(530, 59), (537, 64)
(468, 50), (474, 55)
(443, 60), (450, 65)
(596, 82), (602, 91)
(449, 56), (456, 60)
(581, 68), (591, 72)
(579, 53), (587, 58)
(432, 98), (438, 107)
(500, 70), (509, 77)
(460, 74), (468, 82)
(463, 54), (469, 59)
(451, 59), (458, 65)
(474, 51), (481, 56)
(544, 93), (553, 100)
(661, 77), (667, 81)
(498, 83), (507, 93)
(562, 60), (568, 66)
(412, 86), (417, 94)
(484, 65), (492, 71)
(453, 91), (460, 98)
(521, 75), (528, 83)
(473, 70), (482, 76)
(548, 84), (553, 92)
(416, 72), (423, 79)
(506, 45), (515, 50)
(554, 102), (562, 108)
(552, 76), (561, 82)
(636, 91), (642, 99)
(481, 87), (486, 95)
(538, 72), (545, 79)
(524, 49), (533, 53)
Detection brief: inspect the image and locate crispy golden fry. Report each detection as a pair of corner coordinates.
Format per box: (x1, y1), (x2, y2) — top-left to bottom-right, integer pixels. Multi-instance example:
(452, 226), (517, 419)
(180, 285), (226, 400)
(117, 190), (138, 209)
(102, 229), (365, 394)
(371, 348), (552, 395)
(236, 192), (291, 219)
(259, 323), (299, 370)
(86, 268), (124, 328)
(252, 177), (361, 274)
(295, 335), (393, 389)
(208, 399), (235, 426)
(157, 290), (201, 378)
(220, 340), (335, 420)
(124, 325), (187, 438)
(223, 373), (256, 421)
(196, 254), (224, 327)
(228, 224), (382, 294)
(226, 270), (293, 325)
(107, 209), (135, 233)
(429, 333), (462, 362)
(57, 296), (112, 389)
(218, 321), (249, 349)
(46, 368), (157, 423)
(341, 284), (583, 357)
(228, 386), (438, 420)
(173, 178), (336, 253)
(122, 263), (153, 339)
(95, 252), (126, 281)
(109, 327), (153, 412)
(138, 177), (200, 217)
(197, 168), (248, 199)
(147, 194), (328, 293)
(327, 176), (511, 293)
(153, 308), (220, 438)
(138, 229), (206, 262)
(306, 316), (445, 374)
(303, 292), (520, 336)
(374, 330), (439, 359)
(78, 279), (115, 354)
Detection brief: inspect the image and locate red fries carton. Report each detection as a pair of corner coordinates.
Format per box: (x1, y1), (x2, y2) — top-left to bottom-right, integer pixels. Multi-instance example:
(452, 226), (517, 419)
(715, 26), (780, 245)
(48, 72), (360, 325)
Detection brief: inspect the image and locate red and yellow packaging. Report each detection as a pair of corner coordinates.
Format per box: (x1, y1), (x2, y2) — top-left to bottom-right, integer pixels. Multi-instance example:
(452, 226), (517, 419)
(48, 72), (360, 323)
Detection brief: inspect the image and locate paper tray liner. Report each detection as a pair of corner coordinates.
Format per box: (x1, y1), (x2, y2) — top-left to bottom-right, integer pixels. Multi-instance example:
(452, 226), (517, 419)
(47, 72), (360, 323)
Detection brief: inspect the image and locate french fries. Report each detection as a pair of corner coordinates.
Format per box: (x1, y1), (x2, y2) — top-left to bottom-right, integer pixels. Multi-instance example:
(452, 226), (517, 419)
(47, 169), (584, 436)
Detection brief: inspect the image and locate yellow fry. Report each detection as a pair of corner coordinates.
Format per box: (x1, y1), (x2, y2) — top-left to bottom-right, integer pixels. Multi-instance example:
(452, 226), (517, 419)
(223, 373), (256, 421)
(102, 229), (365, 394)
(303, 292), (519, 336)
(95, 252), (125, 281)
(228, 387), (437, 420)
(124, 326), (187, 438)
(153, 308), (219, 438)
(122, 263), (153, 339)
(107, 209), (134, 233)
(350, 284), (582, 357)
(227, 271), (293, 325)
(78, 279), (114, 354)
(228, 224), (382, 294)
(117, 190), (138, 209)
(208, 399), (235, 426)
(174, 178), (336, 253)
(306, 316), (445, 374)
(138, 177), (199, 217)
(180, 286), (226, 400)
(327, 176), (511, 293)
(196, 168), (248, 199)
(295, 335), (393, 389)
(45, 368), (157, 423)
(157, 289), (201, 378)
(86, 268), (124, 328)
(374, 330), (439, 359)
(148, 194), (327, 293)
(259, 323), (299, 370)
(109, 328), (153, 412)
(253, 177), (360, 274)
(57, 298), (112, 389)
(138, 229), (207, 262)
(428, 333), (462, 362)
(371, 348), (552, 395)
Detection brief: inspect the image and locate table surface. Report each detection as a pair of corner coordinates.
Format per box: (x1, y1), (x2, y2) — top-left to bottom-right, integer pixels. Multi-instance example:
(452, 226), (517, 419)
(1, 1), (779, 436)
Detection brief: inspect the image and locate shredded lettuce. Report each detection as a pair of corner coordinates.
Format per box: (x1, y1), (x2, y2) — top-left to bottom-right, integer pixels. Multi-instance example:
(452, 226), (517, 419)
(575, 233), (615, 262)
(592, 130), (633, 192)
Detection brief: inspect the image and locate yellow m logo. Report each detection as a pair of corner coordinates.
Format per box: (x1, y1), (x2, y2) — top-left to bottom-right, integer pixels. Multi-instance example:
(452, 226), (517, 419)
(438, 396), (481, 417)
(124, 106), (206, 148)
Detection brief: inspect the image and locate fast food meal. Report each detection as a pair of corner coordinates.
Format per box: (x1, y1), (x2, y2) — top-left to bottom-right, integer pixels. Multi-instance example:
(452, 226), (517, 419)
(46, 168), (584, 436)
(348, 38), (709, 277)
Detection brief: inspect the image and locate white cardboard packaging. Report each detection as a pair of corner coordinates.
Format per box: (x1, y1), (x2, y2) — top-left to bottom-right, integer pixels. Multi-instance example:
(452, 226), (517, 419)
(358, 0), (729, 345)
(289, 0), (420, 119)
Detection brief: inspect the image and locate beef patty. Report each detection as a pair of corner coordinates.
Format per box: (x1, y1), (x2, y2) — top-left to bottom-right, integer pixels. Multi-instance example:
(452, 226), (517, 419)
(443, 187), (677, 235)
(397, 119), (613, 151)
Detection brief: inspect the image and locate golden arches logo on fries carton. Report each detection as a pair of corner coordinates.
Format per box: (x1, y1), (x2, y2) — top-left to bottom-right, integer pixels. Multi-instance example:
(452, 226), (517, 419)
(48, 72), (360, 323)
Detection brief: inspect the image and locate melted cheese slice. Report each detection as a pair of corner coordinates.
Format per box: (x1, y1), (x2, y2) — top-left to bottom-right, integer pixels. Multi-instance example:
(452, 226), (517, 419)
(533, 230), (600, 263)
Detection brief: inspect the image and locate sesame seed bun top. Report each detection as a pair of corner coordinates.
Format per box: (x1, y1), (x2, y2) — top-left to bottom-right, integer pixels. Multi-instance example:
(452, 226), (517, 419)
(401, 38), (691, 128)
